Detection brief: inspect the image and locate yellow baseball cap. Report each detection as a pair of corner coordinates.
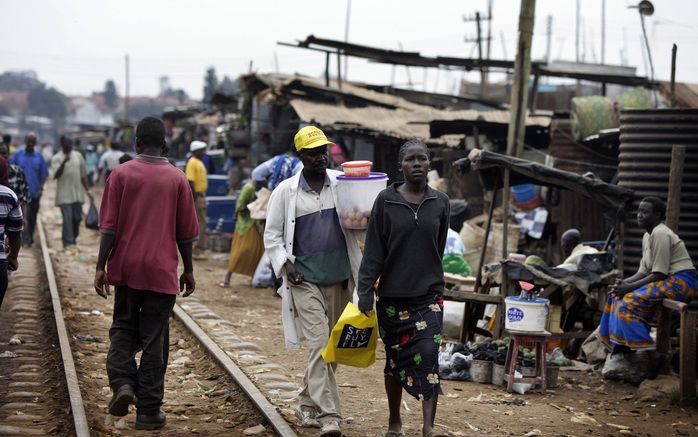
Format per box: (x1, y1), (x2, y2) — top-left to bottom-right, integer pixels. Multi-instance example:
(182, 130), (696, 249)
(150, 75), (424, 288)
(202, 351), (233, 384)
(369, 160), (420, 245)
(294, 126), (334, 152)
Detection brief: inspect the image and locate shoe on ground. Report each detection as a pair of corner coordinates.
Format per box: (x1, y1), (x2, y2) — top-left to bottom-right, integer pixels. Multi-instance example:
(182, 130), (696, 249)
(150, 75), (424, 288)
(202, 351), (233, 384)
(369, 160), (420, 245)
(294, 407), (320, 428)
(135, 410), (167, 430)
(320, 420), (342, 437)
(107, 384), (134, 417)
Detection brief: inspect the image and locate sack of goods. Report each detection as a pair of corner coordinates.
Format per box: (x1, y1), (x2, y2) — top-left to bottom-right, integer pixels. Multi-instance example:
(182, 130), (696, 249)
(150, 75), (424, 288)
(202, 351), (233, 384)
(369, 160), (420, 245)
(322, 302), (378, 368)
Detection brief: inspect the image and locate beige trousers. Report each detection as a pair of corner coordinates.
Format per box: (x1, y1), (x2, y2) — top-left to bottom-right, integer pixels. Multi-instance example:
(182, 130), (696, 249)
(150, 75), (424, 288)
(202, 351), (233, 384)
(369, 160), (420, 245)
(291, 281), (351, 424)
(195, 195), (207, 251)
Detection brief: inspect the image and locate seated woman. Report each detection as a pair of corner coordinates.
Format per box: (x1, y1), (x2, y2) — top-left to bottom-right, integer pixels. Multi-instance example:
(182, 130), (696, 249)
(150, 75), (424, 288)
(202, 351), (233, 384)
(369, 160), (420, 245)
(598, 197), (697, 356)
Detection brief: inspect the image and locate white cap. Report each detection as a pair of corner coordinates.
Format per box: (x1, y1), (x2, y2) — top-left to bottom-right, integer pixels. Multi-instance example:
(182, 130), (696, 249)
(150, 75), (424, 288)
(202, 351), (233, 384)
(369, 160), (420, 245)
(190, 140), (207, 152)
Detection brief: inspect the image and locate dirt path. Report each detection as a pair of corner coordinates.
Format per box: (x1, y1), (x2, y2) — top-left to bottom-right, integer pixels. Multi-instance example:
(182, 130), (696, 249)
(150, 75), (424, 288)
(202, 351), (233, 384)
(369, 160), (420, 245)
(192, 263), (698, 437)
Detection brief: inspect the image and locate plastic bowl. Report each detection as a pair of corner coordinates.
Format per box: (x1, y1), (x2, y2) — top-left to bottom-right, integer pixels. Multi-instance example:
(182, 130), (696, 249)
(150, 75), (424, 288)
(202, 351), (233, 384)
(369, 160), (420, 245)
(341, 160), (373, 177)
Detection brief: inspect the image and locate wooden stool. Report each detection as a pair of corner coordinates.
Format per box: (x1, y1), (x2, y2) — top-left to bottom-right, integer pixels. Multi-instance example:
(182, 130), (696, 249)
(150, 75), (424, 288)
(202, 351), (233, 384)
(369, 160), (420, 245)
(503, 331), (550, 393)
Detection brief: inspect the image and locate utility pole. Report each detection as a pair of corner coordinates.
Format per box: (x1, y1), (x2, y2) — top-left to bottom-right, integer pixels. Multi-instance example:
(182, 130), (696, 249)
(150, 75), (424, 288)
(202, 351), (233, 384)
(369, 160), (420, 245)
(502, 0), (536, 273)
(545, 14), (552, 63)
(575, 0), (580, 63)
(124, 54), (130, 122)
(464, 9), (492, 97)
(601, 0), (606, 64)
(344, 0), (352, 80)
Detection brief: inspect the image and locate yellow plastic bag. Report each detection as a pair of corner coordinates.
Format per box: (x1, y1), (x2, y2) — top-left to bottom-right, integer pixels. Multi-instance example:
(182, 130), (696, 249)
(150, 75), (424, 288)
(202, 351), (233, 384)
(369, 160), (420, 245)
(321, 302), (378, 368)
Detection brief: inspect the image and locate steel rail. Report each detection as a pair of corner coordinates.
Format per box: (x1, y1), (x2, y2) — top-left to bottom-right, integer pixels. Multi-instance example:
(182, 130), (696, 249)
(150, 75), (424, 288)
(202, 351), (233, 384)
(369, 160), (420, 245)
(37, 218), (91, 437)
(173, 305), (297, 437)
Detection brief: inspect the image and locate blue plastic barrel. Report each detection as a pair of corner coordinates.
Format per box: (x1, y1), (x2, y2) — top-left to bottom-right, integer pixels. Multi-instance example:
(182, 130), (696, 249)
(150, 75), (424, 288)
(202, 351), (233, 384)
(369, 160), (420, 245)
(207, 175), (229, 196)
(511, 184), (537, 204)
(206, 196), (236, 233)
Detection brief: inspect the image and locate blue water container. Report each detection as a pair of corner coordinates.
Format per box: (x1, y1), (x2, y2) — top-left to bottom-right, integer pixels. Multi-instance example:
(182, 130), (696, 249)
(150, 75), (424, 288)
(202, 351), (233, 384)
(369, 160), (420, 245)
(511, 184), (537, 204)
(207, 175), (229, 196)
(206, 196), (236, 233)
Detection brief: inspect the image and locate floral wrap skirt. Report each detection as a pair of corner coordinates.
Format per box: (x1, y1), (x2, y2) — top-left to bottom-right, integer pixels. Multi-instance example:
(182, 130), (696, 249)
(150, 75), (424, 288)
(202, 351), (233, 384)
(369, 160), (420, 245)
(377, 292), (444, 401)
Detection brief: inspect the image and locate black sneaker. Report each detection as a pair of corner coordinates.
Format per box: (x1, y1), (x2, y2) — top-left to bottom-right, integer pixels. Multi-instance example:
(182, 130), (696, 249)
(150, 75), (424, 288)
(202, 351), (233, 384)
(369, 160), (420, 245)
(107, 385), (134, 417)
(135, 410), (167, 430)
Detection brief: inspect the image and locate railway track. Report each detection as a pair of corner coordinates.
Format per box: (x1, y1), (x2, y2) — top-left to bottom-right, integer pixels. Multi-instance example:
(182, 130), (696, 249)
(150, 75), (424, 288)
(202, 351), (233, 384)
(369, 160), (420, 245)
(1, 207), (297, 436)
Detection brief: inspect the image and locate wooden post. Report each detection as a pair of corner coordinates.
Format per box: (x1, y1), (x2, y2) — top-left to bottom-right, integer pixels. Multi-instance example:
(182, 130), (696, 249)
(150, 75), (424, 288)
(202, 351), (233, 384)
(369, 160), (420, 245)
(502, 0), (536, 271)
(666, 145), (686, 233)
(461, 190), (498, 342)
(680, 310), (697, 400)
(336, 49), (342, 90)
(325, 52), (331, 87)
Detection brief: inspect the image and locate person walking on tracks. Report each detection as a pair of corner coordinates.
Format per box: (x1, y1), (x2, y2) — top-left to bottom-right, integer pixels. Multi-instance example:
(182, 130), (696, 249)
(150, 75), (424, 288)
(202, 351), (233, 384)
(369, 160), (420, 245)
(49, 135), (92, 248)
(0, 159), (23, 309)
(264, 126), (362, 437)
(358, 139), (450, 437)
(94, 117), (199, 430)
(11, 133), (48, 247)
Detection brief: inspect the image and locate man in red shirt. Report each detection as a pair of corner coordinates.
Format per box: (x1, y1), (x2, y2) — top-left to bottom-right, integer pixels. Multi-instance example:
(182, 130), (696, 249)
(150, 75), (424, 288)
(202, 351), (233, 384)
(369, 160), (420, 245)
(94, 117), (199, 430)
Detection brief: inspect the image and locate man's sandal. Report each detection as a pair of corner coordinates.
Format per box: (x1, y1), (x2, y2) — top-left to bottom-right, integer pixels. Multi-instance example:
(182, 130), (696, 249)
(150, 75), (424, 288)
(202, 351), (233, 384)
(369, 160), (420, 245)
(382, 431), (405, 437)
(217, 281), (231, 288)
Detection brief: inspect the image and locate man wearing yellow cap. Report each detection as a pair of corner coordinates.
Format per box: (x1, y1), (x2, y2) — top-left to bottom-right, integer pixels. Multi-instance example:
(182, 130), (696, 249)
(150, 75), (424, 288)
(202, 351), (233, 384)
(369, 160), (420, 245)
(186, 141), (209, 255)
(264, 126), (362, 436)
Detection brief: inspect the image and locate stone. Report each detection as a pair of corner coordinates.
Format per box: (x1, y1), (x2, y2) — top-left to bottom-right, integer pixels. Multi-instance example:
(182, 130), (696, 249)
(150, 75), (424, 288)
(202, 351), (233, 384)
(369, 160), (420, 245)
(8, 382), (40, 388)
(5, 392), (41, 399)
(247, 363), (283, 372)
(264, 382), (297, 391)
(2, 414), (43, 422)
(8, 337), (22, 346)
(17, 365), (39, 371)
(237, 355), (266, 365)
(10, 372), (40, 379)
(225, 342), (262, 351)
(0, 403), (41, 410)
(268, 390), (298, 400)
(12, 349), (39, 355)
(635, 375), (679, 402)
(243, 424), (266, 435)
(255, 373), (291, 382)
(0, 425), (45, 435)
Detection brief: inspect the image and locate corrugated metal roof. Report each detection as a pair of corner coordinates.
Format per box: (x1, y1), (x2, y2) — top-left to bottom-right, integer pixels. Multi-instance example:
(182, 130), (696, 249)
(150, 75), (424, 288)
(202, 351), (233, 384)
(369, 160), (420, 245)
(242, 73), (552, 146)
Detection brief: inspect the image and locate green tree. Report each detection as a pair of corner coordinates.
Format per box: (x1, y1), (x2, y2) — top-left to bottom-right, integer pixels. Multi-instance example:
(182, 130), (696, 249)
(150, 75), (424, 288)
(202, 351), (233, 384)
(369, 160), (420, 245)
(103, 80), (118, 109)
(27, 84), (67, 119)
(203, 67), (218, 103)
(0, 70), (41, 92)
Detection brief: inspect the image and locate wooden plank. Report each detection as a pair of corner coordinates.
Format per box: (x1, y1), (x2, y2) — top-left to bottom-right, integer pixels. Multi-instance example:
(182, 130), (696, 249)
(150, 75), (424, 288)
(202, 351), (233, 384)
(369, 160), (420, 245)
(662, 298), (687, 313)
(445, 289), (503, 304)
(679, 311), (697, 400)
(444, 272), (476, 287)
(548, 331), (592, 340)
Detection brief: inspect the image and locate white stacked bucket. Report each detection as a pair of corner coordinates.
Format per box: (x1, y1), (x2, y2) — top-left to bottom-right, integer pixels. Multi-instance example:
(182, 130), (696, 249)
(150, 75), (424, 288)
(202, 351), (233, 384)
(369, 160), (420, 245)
(336, 161), (388, 230)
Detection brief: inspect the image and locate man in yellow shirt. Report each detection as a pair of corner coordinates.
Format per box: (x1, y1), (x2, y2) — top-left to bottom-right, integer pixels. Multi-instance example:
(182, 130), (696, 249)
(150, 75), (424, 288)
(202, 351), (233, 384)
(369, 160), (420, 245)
(186, 141), (208, 255)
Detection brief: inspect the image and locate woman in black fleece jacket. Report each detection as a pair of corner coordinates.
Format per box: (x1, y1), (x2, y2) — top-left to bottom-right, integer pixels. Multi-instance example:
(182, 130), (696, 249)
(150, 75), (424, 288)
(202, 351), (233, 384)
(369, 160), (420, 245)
(358, 139), (450, 437)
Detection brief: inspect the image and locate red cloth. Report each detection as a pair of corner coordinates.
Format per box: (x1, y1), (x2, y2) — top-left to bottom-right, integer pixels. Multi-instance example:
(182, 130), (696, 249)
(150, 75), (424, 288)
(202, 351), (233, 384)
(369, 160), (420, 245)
(99, 156), (199, 294)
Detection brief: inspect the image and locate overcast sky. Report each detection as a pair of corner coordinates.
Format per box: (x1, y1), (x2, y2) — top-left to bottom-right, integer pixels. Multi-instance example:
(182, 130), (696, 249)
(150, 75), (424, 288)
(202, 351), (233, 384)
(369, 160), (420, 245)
(1, 0), (696, 99)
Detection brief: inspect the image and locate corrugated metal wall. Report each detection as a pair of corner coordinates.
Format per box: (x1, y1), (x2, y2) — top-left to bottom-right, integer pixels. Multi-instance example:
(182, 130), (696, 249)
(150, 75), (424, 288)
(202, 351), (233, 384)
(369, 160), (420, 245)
(618, 109), (698, 274)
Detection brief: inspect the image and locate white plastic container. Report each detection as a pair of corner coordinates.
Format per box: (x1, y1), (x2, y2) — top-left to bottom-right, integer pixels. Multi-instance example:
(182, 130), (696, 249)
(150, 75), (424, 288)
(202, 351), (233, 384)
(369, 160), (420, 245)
(504, 297), (549, 333)
(336, 172), (388, 229)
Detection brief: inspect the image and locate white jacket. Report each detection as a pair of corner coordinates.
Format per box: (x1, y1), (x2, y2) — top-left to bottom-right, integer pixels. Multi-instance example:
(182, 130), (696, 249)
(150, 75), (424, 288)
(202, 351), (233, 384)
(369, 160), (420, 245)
(264, 169), (363, 348)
